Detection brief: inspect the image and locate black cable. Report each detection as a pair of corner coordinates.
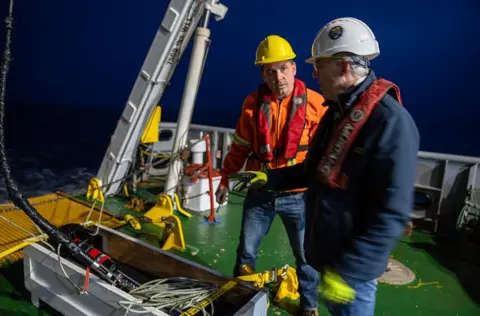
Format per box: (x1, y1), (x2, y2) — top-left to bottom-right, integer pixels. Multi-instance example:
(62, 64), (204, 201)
(0, 0), (121, 286)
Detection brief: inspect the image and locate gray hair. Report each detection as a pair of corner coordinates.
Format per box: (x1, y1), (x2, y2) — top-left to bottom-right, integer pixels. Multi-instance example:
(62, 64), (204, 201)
(332, 52), (370, 77)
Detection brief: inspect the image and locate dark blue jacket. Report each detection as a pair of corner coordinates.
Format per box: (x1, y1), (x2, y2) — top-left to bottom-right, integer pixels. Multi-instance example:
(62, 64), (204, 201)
(266, 71), (420, 281)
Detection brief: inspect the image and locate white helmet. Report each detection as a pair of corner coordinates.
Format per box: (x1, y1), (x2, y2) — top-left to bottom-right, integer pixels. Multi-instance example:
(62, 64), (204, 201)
(305, 17), (380, 64)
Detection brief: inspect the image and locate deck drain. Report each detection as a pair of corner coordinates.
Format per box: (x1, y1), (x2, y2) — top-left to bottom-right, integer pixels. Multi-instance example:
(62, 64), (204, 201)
(377, 258), (416, 285)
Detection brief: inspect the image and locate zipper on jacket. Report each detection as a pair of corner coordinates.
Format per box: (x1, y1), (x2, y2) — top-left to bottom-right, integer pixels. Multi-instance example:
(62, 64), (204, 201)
(275, 99), (282, 169)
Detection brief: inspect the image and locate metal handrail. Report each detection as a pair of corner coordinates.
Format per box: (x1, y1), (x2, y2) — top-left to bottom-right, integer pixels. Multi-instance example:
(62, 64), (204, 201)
(159, 121), (480, 165)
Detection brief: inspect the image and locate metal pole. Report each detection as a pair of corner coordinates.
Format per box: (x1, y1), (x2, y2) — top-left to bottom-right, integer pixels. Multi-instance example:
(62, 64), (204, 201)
(203, 135), (217, 223)
(164, 16), (212, 195)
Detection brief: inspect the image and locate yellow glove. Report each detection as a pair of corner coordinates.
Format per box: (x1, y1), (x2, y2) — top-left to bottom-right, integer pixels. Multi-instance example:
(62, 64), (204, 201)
(319, 267), (356, 304)
(228, 171), (267, 189)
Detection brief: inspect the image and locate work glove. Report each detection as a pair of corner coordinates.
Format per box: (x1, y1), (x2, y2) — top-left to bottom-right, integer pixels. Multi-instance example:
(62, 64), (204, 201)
(319, 267), (356, 305)
(228, 171), (268, 190)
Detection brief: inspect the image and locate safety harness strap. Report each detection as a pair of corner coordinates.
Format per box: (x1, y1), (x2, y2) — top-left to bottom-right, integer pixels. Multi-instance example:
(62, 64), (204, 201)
(317, 78), (402, 189)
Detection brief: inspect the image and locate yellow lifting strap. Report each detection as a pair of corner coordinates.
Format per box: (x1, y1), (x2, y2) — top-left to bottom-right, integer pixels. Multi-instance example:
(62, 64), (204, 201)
(124, 214), (142, 230)
(179, 279), (239, 316)
(273, 265), (300, 301)
(236, 264), (300, 302)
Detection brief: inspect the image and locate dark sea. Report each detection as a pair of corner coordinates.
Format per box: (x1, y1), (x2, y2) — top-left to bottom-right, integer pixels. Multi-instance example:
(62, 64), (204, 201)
(0, 103), (121, 202)
(1, 102), (479, 203)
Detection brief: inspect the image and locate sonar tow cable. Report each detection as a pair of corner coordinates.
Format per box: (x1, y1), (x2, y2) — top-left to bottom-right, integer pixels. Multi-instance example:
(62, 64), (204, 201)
(0, 0), (139, 293)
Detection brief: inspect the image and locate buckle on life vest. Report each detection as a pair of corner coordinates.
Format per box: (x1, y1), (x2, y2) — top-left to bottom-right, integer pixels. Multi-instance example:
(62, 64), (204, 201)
(248, 145), (309, 162)
(273, 144), (309, 159)
(247, 147), (284, 161)
(272, 147), (283, 159)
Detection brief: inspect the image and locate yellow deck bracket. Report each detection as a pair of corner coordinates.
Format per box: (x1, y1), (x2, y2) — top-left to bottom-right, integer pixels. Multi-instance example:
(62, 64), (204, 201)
(173, 193), (192, 218)
(86, 177), (105, 203)
(141, 105), (161, 144)
(159, 215), (186, 251)
(141, 194), (186, 251)
(144, 194), (175, 228)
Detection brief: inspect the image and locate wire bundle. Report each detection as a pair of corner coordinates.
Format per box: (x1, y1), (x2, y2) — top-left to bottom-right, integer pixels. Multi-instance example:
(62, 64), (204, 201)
(118, 277), (218, 315)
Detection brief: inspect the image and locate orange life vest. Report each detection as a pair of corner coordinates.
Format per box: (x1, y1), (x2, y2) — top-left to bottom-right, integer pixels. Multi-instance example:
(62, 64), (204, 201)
(317, 78), (402, 189)
(255, 78), (308, 162)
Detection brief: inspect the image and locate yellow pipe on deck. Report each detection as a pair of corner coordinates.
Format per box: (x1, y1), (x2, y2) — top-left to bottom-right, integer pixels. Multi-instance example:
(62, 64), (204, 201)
(0, 235), (48, 260)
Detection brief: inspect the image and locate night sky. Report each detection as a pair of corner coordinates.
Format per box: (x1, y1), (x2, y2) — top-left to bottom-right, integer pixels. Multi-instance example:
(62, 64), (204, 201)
(1, 0), (479, 156)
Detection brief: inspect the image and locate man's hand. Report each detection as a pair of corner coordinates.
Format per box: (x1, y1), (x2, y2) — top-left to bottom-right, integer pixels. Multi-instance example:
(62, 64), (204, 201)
(215, 184), (228, 204)
(228, 171), (268, 189)
(319, 267), (356, 305)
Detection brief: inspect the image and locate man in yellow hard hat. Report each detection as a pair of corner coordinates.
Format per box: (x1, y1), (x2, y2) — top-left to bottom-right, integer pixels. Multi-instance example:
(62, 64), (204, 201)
(215, 35), (327, 315)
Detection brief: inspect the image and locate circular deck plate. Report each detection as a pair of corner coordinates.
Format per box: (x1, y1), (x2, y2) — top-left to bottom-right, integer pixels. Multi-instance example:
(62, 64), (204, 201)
(377, 258), (416, 285)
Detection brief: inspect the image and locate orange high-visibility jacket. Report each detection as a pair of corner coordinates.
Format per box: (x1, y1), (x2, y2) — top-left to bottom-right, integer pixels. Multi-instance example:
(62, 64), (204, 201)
(220, 79), (326, 190)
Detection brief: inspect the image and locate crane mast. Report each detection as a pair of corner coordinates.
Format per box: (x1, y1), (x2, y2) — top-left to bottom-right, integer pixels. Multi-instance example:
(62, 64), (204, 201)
(96, 0), (227, 196)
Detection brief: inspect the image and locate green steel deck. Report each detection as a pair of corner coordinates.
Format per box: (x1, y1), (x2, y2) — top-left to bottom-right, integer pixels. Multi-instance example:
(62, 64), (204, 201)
(1, 190), (480, 315)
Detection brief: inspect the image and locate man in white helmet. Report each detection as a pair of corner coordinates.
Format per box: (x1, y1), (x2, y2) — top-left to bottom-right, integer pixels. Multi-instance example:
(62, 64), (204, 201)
(229, 17), (419, 315)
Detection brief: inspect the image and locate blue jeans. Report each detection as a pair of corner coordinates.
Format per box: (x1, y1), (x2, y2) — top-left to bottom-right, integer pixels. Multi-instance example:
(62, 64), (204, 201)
(325, 274), (377, 316)
(233, 189), (319, 310)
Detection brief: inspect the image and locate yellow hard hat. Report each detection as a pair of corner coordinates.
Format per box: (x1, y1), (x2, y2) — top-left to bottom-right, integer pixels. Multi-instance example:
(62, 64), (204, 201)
(255, 35), (296, 65)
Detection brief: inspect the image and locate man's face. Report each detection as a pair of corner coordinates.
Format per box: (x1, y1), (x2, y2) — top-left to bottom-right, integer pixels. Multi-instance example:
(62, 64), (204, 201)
(261, 60), (296, 98)
(312, 58), (343, 101)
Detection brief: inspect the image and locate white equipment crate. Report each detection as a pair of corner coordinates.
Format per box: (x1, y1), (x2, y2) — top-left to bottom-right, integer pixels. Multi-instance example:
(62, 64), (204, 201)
(23, 225), (268, 316)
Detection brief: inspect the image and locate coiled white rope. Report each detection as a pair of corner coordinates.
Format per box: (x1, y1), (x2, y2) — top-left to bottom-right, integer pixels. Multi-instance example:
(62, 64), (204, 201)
(118, 277), (218, 315)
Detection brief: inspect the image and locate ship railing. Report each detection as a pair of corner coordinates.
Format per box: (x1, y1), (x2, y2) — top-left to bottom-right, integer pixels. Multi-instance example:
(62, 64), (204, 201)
(153, 122), (236, 170)
(154, 122), (480, 233)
